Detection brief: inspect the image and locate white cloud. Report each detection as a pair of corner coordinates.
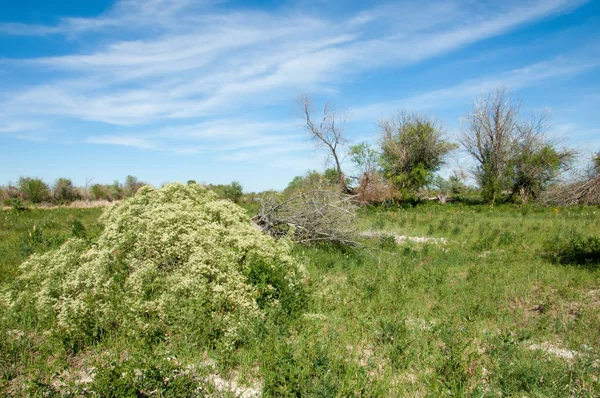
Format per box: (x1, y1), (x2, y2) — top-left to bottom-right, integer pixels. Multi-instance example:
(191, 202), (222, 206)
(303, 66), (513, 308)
(352, 56), (600, 121)
(0, 0), (592, 160)
(0, 119), (46, 134)
(86, 135), (158, 150)
(84, 118), (308, 158)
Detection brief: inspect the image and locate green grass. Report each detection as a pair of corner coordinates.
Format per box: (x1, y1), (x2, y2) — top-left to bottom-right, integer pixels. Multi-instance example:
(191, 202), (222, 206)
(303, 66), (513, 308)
(1, 203), (600, 396)
(0, 207), (103, 284)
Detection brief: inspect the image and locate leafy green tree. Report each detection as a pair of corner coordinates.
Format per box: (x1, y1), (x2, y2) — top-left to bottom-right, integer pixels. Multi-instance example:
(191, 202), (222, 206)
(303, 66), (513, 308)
(286, 176), (305, 191)
(18, 177), (50, 203)
(207, 181), (244, 203)
(53, 178), (80, 203)
(284, 170), (339, 194)
(379, 111), (456, 192)
(461, 89), (575, 204)
(109, 181), (124, 200)
(124, 175), (144, 197)
(349, 142), (380, 178)
(593, 152), (600, 177)
(322, 167), (348, 185)
(510, 129), (575, 203)
(223, 181), (243, 203)
(91, 184), (110, 201)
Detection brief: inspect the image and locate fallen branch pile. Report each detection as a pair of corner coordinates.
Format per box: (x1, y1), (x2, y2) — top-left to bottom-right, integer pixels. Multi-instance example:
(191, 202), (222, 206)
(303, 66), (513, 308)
(540, 175), (600, 206)
(252, 190), (359, 245)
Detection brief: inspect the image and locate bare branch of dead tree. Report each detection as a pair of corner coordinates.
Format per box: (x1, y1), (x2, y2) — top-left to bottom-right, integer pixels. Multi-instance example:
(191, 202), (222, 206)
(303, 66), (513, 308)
(297, 94), (350, 193)
(540, 174), (600, 206)
(252, 190), (360, 246)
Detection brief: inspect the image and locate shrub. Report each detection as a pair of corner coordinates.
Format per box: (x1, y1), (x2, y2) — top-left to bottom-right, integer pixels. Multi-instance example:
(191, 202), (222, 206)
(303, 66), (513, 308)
(354, 171), (398, 204)
(124, 175), (145, 198)
(10, 198), (28, 212)
(53, 178), (81, 203)
(284, 170), (339, 195)
(2, 183), (306, 350)
(223, 181), (243, 203)
(207, 181), (244, 203)
(17, 177), (50, 203)
(1, 185), (23, 206)
(108, 180), (124, 200)
(90, 184), (111, 201)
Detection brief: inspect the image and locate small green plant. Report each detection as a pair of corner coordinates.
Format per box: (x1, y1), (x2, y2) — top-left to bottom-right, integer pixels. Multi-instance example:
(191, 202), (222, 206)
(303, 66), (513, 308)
(428, 224), (435, 235)
(437, 218), (450, 232)
(451, 225), (461, 236)
(70, 219), (87, 239)
(10, 198), (28, 212)
(544, 233), (600, 267)
(371, 217), (385, 230)
(379, 234), (396, 249)
(89, 352), (202, 397)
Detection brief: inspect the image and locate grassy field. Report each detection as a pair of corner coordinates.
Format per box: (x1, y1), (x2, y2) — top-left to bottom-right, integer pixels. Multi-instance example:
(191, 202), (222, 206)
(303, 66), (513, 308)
(1, 203), (599, 396)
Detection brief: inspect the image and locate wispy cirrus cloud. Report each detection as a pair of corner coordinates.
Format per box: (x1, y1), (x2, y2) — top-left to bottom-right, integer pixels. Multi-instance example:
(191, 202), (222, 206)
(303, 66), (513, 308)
(2, 0), (589, 124)
(0, 0), (205, 36)
(84, 119), (306, 159)
(0, 0), (593, 168)
(352, 55), (600, 121)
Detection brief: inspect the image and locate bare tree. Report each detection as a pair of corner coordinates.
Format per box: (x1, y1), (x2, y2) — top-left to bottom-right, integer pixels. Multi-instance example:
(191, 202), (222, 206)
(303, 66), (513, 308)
(84, 177), (93, 201)
(461, 88), (577, 205)
(460, 88), (521, 205)
(298, 94), (349, 193)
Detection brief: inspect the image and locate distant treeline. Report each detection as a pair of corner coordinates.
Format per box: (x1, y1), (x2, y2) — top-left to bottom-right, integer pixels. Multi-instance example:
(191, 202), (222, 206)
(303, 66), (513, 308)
(294, 89), (600, 206)
(0, 176), (251, 208)
(0, 175), (145, 207)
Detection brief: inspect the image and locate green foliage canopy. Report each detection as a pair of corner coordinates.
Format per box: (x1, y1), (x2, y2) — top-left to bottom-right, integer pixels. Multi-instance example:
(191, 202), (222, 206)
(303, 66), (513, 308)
(379, 111), (456, 192)
(53, 178), (80, 203)
(18, 177), (50, 203)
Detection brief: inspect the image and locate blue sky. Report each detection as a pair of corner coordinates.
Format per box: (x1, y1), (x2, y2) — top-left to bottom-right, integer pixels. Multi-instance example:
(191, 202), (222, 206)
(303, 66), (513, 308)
(1, 0), (599, 191)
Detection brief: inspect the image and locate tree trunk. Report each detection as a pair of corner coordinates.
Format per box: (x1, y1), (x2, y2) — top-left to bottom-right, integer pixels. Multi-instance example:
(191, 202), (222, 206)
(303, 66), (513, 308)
(519, 186), (529, 204)
(437, 193), (447, 205)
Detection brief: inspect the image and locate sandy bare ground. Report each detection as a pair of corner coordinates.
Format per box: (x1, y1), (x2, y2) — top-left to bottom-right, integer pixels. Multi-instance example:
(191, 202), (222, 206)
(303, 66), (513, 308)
(360, 230), (448, 244)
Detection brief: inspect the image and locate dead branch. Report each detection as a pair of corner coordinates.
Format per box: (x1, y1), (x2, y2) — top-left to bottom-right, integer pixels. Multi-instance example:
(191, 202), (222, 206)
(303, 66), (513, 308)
(540, 174), (600, 206)
(297, 94), (350, 193)
(252, 190), (359, 246)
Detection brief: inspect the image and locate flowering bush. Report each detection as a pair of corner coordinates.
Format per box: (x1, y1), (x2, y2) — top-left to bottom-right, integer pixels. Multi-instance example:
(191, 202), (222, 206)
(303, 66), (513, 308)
(3, 183), (306, 348)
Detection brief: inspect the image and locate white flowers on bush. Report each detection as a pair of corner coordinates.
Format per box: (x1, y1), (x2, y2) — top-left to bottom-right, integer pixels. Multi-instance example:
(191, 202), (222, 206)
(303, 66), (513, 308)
(5, 183), (305, 345)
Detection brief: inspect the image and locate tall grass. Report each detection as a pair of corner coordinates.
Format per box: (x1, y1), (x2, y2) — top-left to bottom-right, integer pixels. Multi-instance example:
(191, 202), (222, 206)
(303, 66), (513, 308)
(1, 203), (599, 396)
